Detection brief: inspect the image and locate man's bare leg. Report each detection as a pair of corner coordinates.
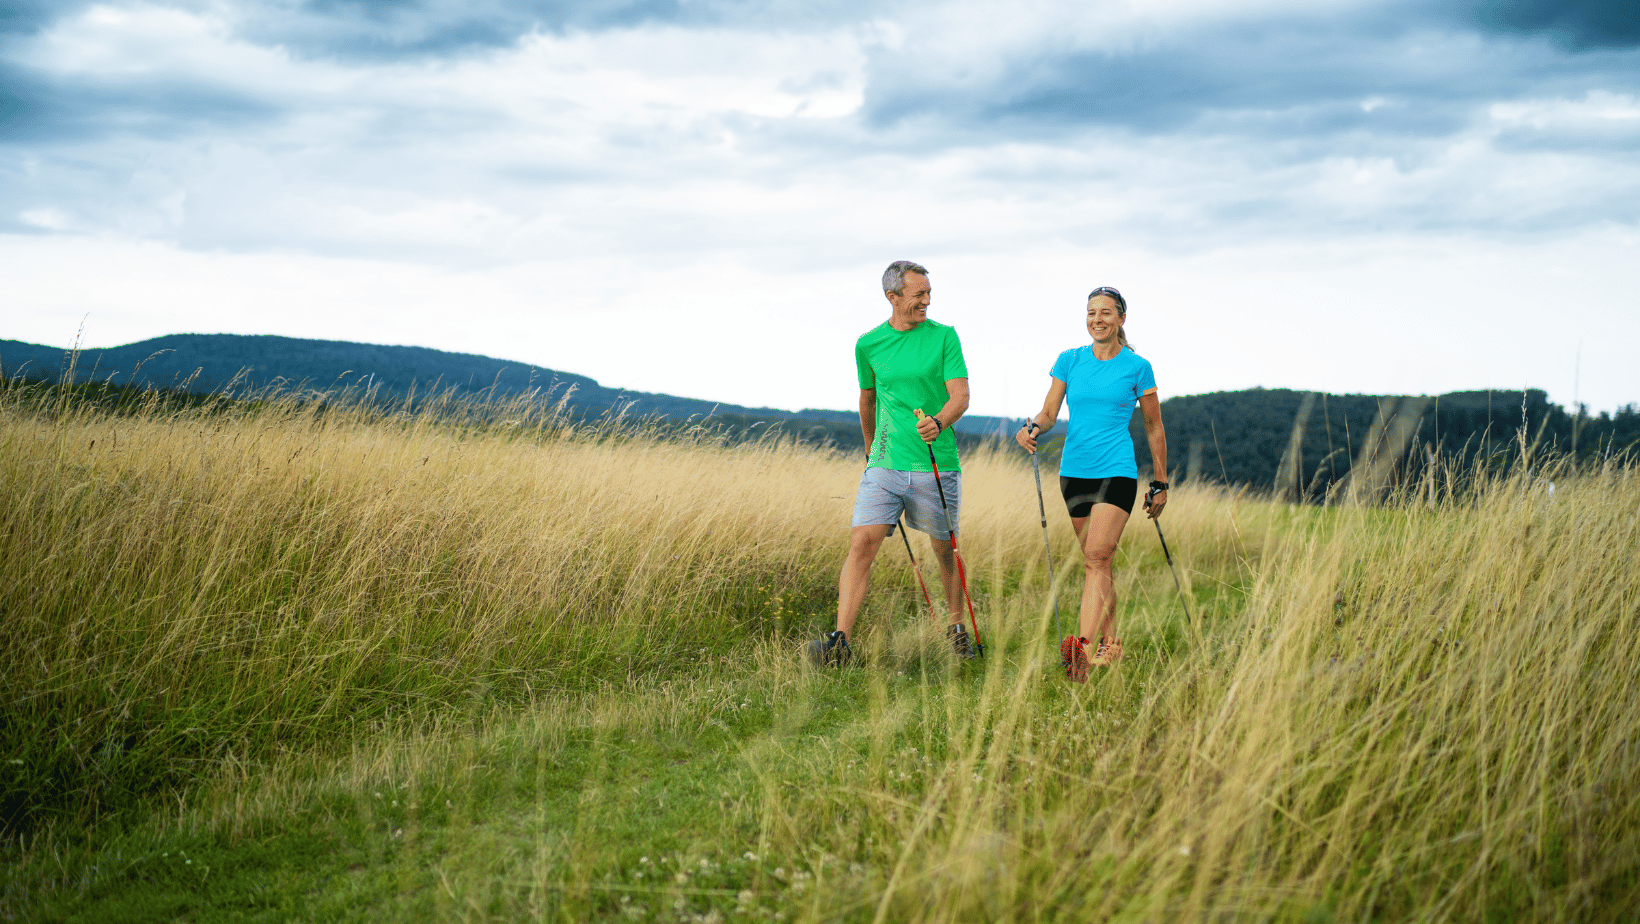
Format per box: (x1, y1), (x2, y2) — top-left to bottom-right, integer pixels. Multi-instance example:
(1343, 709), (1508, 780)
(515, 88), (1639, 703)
(927, 536), (963, 627)
(836, 523), (893, 639)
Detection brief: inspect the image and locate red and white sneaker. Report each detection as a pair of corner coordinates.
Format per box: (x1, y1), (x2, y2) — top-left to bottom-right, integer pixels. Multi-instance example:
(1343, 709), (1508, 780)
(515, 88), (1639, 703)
(1060, 636), (1090, 683)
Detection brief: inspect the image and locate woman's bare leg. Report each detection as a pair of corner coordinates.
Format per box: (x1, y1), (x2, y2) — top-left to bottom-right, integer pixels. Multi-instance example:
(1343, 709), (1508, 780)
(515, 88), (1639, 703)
(1070, 503), (1131, 643)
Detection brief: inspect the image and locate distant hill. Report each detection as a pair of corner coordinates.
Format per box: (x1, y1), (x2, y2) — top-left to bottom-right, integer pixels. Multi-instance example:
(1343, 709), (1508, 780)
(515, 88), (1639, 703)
(6, 334), (1633, 491)
(0, 333), (798, 420)
(0, 332), (1021, 440)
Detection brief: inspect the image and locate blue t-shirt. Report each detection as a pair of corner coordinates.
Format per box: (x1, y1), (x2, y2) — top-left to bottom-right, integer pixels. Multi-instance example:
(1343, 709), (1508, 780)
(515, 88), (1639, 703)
(1050, 345), (1156, 479)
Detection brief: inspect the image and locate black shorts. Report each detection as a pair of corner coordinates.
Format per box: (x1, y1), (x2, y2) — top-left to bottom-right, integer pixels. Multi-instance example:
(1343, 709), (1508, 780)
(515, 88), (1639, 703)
(1059, 476), (1137, 517)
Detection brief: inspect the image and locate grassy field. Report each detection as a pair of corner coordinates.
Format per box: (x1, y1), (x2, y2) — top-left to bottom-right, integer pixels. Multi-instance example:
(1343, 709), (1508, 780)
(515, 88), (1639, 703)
(2, 378), (1637, 922)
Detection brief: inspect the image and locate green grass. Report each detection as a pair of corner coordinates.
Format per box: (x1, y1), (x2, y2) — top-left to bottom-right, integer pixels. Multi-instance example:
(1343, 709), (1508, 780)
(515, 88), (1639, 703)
(8, 632), (1149, 922)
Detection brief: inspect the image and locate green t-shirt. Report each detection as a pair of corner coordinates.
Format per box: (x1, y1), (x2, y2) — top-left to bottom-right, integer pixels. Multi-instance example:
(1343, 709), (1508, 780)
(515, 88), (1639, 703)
(855, 319), (968, 473)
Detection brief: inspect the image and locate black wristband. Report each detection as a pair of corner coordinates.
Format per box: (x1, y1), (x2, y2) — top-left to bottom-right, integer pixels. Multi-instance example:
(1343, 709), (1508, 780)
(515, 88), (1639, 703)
(932, 417), (943, 434)
(1149, 481), (1168, 492)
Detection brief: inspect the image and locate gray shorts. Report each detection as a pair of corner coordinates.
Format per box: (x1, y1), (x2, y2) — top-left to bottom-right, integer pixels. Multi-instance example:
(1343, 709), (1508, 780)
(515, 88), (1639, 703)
(851, 467), (962, 540)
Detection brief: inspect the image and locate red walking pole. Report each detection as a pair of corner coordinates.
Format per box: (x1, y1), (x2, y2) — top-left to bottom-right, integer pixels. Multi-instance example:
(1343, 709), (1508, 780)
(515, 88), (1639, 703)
(915, 410), (983, 656)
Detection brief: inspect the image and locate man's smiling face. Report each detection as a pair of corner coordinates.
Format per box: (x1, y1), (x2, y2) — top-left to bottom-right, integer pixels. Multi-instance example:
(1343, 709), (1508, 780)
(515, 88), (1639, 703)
(887, 272), (931, 328)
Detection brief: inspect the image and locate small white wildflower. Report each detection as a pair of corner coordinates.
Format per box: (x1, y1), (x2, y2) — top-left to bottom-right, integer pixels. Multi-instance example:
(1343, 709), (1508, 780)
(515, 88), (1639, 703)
(744, 852), (757, 862)
(1178, 845), (1191, 856)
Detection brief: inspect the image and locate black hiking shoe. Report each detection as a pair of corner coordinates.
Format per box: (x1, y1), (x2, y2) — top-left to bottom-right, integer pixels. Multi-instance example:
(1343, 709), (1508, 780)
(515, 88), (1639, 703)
(946, 623), (979, 661)
(806, 630), (852, 668)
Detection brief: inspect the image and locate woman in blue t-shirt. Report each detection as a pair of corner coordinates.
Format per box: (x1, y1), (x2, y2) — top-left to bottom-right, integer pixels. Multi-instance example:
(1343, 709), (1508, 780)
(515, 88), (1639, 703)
(1015, 286), (1170, 681)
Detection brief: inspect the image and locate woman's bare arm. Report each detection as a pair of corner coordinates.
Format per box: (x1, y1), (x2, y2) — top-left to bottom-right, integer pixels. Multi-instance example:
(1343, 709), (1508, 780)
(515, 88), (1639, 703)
(1015, 377), (1067, 453)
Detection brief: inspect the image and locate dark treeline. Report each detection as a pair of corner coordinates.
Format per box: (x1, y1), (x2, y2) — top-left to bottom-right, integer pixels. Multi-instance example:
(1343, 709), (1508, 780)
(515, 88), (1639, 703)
(1137, 387), (1640, 496)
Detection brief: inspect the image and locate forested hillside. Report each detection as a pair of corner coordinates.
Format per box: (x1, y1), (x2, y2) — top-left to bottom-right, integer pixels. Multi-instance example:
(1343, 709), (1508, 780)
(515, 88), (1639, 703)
(1139, 387), (1640, 495)
(0, 334), (780, 420)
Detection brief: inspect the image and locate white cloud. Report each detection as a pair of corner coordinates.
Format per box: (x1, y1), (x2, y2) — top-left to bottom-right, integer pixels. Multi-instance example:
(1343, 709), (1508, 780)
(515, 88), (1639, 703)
(19, 208), (75, 230)
(1489, 90), (1640, 128)
(18, 3), (315, 87)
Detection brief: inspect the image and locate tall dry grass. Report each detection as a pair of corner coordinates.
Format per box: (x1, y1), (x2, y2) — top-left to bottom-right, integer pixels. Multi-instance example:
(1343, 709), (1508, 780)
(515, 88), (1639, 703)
(4, 376), (1151, 831)
(727, 458), (1640, 921)
(4, 376), (1636, 922)
(0, 379), (862, 828)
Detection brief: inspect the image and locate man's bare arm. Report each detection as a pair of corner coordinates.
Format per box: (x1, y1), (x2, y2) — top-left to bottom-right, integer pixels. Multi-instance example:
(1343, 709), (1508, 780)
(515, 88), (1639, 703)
(859, 387), (877, 460)
(916, 377), (970, 442)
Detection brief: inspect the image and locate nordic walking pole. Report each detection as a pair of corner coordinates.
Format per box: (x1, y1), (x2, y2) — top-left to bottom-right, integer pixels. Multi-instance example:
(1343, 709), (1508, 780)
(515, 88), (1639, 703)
(897, 513), (937, 618)
(867, 436), (936, 621)
(1027, 423), (1065, 664)
(915, 409), (983, 656)
(1144, 486), (1193, 625)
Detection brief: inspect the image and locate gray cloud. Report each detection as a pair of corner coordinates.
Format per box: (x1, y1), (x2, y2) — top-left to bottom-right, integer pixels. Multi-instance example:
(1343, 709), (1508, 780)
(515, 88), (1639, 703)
(231, 0), (712, 60)
(251, 0), (897, 60)
(0, 0), (696, 62)
(2, 0), (1637, 265)
(0, 1), (96, 36)
(0, 66), (282, 144)
(862, 7), (1638, 149)
(1472, 0), (1640, 49)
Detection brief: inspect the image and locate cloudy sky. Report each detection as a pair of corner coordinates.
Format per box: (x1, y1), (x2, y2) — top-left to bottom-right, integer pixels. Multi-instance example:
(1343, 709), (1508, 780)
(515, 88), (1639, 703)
(4, 0), (1637, 417)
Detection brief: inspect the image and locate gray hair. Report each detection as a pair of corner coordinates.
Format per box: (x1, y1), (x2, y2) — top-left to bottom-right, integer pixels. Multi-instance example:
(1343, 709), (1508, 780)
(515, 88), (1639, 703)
(882, 260), (929, 295)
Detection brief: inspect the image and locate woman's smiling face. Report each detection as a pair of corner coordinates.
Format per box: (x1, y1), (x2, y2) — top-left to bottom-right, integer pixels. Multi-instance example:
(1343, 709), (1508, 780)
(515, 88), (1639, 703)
(1086, 294), (1124, 345)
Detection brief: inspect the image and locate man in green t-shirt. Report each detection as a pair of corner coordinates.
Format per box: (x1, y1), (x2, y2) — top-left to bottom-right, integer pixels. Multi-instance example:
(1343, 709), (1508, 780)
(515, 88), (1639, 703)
(807, 260), (974, 667)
